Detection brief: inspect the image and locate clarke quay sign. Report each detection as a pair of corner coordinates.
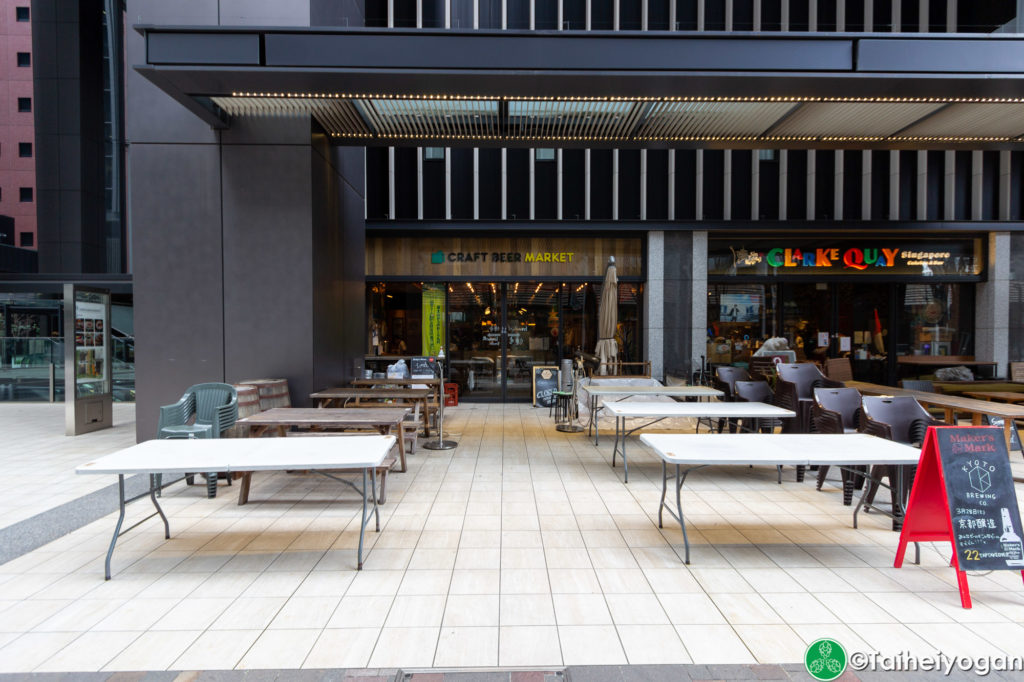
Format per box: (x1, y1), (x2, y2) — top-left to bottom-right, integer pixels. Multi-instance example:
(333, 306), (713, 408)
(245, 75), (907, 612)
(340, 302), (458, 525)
(709, 239), (981, 277)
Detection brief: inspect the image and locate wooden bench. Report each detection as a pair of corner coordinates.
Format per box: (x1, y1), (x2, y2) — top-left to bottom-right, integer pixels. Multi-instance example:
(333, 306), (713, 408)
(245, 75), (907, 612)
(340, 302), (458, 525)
(285, 432), (398, 504)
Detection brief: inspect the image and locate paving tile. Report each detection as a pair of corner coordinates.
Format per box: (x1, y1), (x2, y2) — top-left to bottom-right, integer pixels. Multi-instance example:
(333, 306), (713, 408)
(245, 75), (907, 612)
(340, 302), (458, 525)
(4, 402), (1024, 673)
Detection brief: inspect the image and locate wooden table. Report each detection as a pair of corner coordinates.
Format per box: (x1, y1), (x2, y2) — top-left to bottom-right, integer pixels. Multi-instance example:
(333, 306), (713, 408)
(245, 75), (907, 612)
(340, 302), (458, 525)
(77, 436), (394, 576)
(848, 381), (1024, 450)
(238, 407), (411, 473)
(311, 387), (432, 436)
(352, 377), (442, 419)
(964, 391), (1024, 404)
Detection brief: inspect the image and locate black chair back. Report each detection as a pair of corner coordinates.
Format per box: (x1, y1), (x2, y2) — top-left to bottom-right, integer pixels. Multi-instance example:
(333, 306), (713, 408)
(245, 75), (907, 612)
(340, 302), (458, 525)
(777, 363), (829, 400)
(715, 366), (751, 401)
(861, 396), (938, 445)
(813, 387), (862, 432)
(734, 380), (773, 404)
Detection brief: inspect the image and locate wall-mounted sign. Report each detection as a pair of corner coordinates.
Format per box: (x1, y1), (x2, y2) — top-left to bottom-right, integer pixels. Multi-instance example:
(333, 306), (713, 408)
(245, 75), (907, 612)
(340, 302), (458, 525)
(367, 237), (643, 278)
(709, 239), (982, 278)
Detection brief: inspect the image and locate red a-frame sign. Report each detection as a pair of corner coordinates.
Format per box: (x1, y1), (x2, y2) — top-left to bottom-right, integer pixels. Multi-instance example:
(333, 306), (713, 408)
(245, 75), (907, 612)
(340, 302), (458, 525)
(895, 426), (1024, 609)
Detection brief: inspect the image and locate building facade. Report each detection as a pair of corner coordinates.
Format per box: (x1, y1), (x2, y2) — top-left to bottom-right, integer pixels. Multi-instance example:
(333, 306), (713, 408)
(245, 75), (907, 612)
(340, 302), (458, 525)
(71, 0), (1024, 438)
(0, 0), (35, 251)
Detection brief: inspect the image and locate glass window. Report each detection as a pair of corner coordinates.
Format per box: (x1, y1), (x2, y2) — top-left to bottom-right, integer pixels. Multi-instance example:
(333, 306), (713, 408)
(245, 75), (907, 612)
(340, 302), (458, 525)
(15, 6), (28, 21)
(899, 283), (973, 358)
(366, 282), (427, 356)
(19, 187), (32, 202)
(707, 284), (777, 365)
(17, 97), (30, 113)
(19, 231), (32, 247)
(16, 52), (30, 67)
(424, 147), (445, 160)
(451, 0), (473, 28)
(535, 148), (555, 161)
(18, 143), (31, 158)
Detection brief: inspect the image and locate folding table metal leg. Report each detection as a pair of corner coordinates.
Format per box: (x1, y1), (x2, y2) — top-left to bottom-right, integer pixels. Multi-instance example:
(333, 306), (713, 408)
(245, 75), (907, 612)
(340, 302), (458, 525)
(658, 462), (698, 565)
(358, 468), (368, 570)
(104, 475), (128, 581)
(621, 417), (628, 483)
(104, 474), (171, 581)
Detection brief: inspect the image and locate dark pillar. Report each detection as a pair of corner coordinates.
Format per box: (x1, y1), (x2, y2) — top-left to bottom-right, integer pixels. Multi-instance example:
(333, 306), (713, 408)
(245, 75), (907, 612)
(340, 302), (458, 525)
(663, 231), (695, 380)
(31, 0), (110, 273)
(1010, 233), (1024, 362)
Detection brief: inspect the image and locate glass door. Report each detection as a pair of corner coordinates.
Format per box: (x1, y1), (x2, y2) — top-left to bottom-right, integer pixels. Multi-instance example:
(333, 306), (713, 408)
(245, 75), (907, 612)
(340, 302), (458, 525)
(504, 282), (560, 401)
(448, 282), (503, 400)
(447, 282), (561, 401)
(781, 283), (832, 362)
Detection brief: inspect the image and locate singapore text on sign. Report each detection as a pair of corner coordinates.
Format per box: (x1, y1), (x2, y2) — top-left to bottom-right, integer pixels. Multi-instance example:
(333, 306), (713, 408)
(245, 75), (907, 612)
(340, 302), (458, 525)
(708, 238), (982, 277)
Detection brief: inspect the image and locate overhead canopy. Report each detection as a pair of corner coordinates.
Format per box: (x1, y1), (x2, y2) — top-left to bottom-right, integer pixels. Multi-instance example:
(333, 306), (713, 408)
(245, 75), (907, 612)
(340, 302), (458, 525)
(137, 26), (1024, 150)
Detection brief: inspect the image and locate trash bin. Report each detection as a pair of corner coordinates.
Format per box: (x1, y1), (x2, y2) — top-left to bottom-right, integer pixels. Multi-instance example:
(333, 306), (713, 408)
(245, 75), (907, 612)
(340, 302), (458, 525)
(444, 382), (459, 406)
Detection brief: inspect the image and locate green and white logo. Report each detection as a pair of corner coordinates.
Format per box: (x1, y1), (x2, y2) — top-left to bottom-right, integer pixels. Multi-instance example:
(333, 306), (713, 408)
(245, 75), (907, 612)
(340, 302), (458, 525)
(804, 638), (847, 681)
(430, 250), (445, 264)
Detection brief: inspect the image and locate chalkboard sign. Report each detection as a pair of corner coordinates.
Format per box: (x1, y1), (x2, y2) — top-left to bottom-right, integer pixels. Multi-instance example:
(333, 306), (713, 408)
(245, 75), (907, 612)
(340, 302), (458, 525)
(532, 366), (559, 407)
(410, 356), (437, 377)
(936, 428), (1024, 570)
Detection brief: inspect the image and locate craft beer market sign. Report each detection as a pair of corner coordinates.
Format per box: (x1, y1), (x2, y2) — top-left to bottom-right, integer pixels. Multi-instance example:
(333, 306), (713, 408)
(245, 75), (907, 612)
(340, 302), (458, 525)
(367, 237), (642, 278)
(709, 238), (982, 278)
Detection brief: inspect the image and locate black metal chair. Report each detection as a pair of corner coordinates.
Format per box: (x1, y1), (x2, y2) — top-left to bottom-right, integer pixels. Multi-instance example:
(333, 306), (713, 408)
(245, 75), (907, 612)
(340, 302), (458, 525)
(734, 379), (787, 483)
(859, 396), (943, 529)
(812, 387), (866, 504)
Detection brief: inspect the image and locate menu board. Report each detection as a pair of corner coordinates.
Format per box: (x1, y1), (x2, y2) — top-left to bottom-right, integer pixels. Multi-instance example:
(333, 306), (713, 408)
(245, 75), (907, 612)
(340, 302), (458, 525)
(532, 366), (559, 407)
(74, 292), (109, 397)
(937, 428), (1024, 570)
(410, 356), (437, 377)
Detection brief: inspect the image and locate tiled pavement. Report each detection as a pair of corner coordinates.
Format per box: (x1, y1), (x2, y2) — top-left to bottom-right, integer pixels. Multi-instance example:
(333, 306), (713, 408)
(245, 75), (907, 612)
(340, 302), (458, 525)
(0, 402), (137, 528)
(0, 402), (1023, 675)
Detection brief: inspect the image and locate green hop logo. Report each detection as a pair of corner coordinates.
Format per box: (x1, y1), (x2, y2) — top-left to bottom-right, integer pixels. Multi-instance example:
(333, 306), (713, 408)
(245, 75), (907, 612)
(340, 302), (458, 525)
(431, 251), (445, 264)
(804, 638), (847, 681)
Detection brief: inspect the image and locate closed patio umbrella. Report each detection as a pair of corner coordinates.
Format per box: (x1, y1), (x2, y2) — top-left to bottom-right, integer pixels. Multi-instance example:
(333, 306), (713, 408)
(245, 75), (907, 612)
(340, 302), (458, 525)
(595, 256), (618, 375)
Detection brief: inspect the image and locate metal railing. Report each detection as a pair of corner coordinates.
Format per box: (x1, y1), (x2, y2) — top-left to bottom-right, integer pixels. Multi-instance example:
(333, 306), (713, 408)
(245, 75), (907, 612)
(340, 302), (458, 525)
(0, 336), (135, 402)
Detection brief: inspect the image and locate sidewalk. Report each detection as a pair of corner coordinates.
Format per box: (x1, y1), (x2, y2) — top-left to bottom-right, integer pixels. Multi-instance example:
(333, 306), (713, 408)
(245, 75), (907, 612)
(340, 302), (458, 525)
(0, 402), (1021, 674)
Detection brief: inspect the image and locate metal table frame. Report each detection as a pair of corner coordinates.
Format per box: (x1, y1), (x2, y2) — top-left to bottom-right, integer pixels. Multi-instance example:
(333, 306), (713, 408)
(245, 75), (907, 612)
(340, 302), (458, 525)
(77, 437), (392, 579)
(584, 385), (724, 444)
(639, 433), (922, 565)
(606, 401), (795, 483)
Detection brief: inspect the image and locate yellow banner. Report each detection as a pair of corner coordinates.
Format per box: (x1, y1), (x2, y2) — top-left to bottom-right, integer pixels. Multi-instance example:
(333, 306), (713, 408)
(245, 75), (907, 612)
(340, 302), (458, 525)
(422, 283), (446, 356)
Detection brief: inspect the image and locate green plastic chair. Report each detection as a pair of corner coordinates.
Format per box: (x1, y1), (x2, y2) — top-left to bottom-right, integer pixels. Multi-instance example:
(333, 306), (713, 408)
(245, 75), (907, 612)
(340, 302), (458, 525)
(156, 383), (239, 498)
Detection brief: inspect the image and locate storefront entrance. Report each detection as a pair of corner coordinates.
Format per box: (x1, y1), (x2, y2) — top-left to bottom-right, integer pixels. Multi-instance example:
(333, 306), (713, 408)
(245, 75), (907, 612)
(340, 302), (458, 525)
(707, 237), (984, 385)
(365, 235), (645, 402)
(447, 282), (560, 401)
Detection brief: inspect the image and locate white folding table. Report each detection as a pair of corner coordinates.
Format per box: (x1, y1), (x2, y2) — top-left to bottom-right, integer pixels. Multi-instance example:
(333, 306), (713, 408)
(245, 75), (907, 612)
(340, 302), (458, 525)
(584, 385), (724, 444)
(638, 433), (922, 564)
(77, 435), (395, 579)
(603, 401), (796, 482)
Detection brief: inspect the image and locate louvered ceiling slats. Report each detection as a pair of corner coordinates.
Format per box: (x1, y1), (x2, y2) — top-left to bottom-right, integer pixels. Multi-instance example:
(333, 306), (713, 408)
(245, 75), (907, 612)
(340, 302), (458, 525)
(209, 95), (1024, 145)
(896, 104), (1024, 139)
(768, 102), (944, 138)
